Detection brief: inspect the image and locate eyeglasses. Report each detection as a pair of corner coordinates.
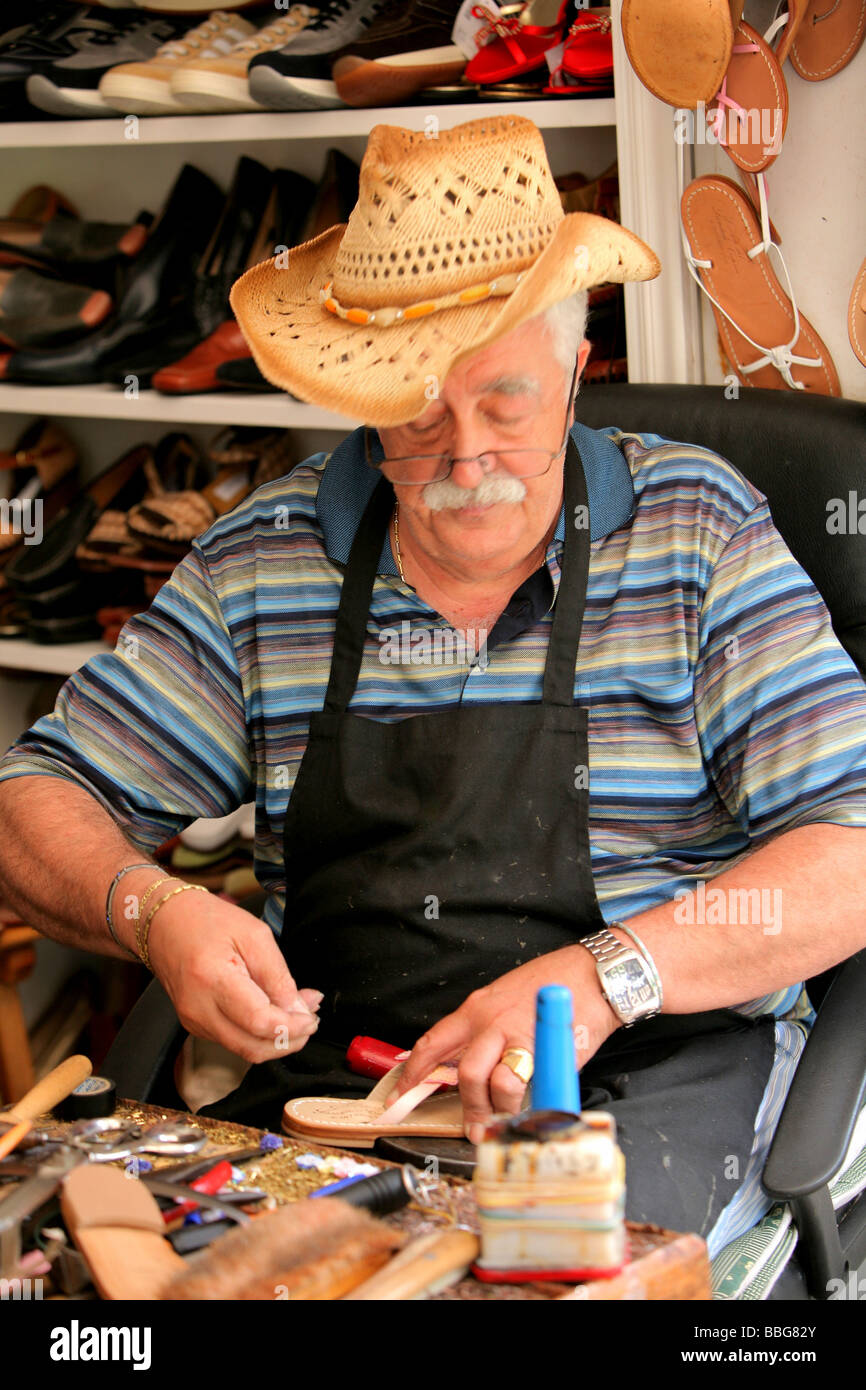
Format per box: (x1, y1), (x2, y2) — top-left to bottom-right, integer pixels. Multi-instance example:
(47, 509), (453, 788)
(366, 360), (579, 486)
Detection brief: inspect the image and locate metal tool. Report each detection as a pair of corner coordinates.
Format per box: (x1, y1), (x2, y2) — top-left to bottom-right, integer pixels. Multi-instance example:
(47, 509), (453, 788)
(0, 1147), (83, 1278)
(63, 1117), (207, 1162)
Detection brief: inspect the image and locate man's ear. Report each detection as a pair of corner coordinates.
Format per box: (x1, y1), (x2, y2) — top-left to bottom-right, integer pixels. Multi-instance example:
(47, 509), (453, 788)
(567, 338), (592, 427)
(576, 337), (592, 381)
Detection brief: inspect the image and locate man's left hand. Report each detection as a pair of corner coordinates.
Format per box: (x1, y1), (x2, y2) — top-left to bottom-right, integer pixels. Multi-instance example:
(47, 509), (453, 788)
(394, 944), (620, 1144)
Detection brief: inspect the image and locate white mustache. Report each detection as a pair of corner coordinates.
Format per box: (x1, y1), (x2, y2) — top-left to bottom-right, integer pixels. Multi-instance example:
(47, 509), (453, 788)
(422, 473), (528, 511)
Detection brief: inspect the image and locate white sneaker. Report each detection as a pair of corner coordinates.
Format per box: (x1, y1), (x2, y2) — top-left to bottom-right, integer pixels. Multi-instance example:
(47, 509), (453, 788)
(171, 8), (316, 112)
(98, 9), (257, 114)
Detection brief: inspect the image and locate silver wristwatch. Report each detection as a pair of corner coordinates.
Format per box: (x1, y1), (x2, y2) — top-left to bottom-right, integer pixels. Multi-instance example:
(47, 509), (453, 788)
(580, 925), (663, 1027)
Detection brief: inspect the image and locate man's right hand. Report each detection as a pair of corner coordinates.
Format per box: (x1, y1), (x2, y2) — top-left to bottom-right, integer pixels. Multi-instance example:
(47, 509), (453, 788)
(144, 886), (321, 1064)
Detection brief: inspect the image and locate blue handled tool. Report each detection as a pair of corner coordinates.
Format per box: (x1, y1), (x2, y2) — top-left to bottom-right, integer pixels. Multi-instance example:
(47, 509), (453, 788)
(531, 983), (581, 1113)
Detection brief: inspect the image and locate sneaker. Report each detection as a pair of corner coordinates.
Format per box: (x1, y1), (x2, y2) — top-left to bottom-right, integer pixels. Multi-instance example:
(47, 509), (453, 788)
(170, 8), (316, 112)
(98, 10), (257, 115)
(24, 7), (189, 118)
(0, 2), (110, 114)
(248, 0), (388, 111)
(331, 0), (465, 108)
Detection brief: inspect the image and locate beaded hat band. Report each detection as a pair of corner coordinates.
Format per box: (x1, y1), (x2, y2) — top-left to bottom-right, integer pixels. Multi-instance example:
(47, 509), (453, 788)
(230, 116), (660, 427)
(319, 271), (524, 328)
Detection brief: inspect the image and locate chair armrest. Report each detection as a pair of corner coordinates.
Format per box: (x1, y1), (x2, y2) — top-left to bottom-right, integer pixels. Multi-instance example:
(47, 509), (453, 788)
(101, 977), (184, 1102)
(762, 951), (866, 1200)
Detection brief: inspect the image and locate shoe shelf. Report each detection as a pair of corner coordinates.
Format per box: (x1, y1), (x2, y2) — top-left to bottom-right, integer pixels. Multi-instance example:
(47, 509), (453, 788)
(0, 637), (108, 676)
(0, 384), (354, 431)
(0, 99), (616, 149)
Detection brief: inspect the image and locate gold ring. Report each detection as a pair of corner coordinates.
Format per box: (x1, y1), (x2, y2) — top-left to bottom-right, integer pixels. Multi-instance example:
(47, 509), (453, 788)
(499, 1047), (534, 1085)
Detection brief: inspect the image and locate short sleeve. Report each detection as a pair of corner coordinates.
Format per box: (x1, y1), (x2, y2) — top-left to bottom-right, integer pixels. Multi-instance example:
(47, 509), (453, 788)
(0, 542), (252, 853)
(694, 499), (866, 840)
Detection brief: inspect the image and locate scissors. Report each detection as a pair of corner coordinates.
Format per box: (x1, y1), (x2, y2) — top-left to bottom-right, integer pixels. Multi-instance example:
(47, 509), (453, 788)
(64, 1118), (207, 1163)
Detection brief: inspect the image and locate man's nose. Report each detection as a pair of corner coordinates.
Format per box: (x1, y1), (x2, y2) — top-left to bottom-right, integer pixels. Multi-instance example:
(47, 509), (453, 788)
(449, 455), (487, 489)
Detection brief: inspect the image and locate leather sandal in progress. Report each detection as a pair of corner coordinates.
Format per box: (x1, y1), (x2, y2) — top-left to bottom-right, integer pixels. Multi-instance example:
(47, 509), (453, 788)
(282, 1061), (465, 1150)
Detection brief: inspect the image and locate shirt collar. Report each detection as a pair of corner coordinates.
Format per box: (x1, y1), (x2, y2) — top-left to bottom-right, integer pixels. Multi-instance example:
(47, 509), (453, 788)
(316, 420), (635, 575)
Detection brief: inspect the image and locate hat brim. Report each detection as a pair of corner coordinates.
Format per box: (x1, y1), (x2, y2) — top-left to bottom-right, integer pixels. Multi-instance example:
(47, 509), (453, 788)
(229, 213), (660, 427)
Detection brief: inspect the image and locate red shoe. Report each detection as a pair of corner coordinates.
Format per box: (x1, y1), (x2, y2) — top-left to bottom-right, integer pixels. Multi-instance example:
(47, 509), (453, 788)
(151, 318), (250, 394)
(561, 7), (613, 81)
(465, 0), (570, 84)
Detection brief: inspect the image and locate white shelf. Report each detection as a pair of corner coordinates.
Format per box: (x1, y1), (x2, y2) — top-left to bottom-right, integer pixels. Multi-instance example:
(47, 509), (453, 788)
(0, 99), (616, 149)
(0, 638), (108, 676)
(0, 384), (355, 430)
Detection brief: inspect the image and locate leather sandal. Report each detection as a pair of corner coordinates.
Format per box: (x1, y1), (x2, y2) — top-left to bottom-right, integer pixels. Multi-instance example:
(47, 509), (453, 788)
(790, 0), (866, 80)
(680, 172), (840, 394)
(707, 19), (788, 172)
(621, 0), (745, 106)
(849, 256), (866, 368)
(126, 428), (297, 551)
(465, 0), (570, 83)
(560, 7), (613, 81)
(282, 1060), (464, 1149)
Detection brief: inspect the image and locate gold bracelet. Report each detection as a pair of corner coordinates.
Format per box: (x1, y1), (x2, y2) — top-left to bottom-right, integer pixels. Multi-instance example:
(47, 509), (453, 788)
(133, 877), (175, 963)
(138, 882), (210, 971)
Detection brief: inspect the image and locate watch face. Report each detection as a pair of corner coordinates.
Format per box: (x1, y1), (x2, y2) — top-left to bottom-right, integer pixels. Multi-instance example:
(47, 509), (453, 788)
(605, 956), (659, 1015)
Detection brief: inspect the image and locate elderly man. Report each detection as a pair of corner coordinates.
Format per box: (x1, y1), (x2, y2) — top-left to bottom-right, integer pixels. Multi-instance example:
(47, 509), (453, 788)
(0, 118), (865, 1258)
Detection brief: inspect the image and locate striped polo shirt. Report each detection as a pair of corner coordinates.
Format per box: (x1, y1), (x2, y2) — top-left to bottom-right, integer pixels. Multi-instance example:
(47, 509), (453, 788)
(3, 419), (864, 1008)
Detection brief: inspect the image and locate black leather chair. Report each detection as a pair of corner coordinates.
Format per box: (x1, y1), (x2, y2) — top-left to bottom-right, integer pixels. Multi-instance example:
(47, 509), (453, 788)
(105, 385), (866, 1300)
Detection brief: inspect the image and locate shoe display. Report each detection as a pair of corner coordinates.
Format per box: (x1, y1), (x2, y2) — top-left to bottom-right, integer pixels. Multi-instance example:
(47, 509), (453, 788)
(331, 0), (466, 108)
(170, 9), (316, 112)
(98, 8), (258, 115)
(23, 7), (192, 118)
(0, 163), (224, 386)
(248, 0), (388, 110)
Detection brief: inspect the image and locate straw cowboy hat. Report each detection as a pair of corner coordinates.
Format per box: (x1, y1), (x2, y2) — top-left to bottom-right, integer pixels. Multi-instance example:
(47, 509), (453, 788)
(229, 115), (661, 426)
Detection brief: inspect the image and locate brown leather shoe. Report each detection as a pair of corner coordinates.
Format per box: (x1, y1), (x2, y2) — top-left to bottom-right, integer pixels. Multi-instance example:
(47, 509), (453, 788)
(151, 318), (250, 394)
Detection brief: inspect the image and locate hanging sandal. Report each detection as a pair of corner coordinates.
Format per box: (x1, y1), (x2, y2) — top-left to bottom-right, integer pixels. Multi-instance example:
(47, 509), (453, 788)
(680, 170), (840, 394)
(621, 0), (745, 107)
(790, 0), (866, 80)
(707, 19), (788, 172)
(849, 255), (866, 368)
(282, 1060), (464, 1149)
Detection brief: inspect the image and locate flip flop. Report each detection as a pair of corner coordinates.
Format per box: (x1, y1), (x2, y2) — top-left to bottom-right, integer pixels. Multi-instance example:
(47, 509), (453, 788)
(849, 256), (866, 367)
(61, 1163), (186, 1300)
(790, 0), (866, 80)
(680, 173), (840, 394)
(707, 20), (788, 172)
(621, 0), (745, 107)
(282, 1061), (464, 1150)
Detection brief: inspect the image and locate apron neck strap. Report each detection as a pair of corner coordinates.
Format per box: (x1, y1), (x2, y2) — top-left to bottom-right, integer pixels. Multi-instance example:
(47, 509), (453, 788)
(321, 435), (591, 715)
(542, 435), (591, 708)
(322, 475), (394, 716)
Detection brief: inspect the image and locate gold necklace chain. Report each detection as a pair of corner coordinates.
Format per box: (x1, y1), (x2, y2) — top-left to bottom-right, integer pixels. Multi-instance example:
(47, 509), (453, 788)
(393, 503), (406, 584)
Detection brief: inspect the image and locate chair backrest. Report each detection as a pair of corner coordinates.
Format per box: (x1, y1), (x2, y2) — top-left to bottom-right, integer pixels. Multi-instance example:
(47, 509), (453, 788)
(573, 385), (866, 676)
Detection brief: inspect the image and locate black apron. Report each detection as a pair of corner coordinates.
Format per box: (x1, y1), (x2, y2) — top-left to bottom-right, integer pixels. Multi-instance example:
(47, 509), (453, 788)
(203, 438), (776, 1239)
